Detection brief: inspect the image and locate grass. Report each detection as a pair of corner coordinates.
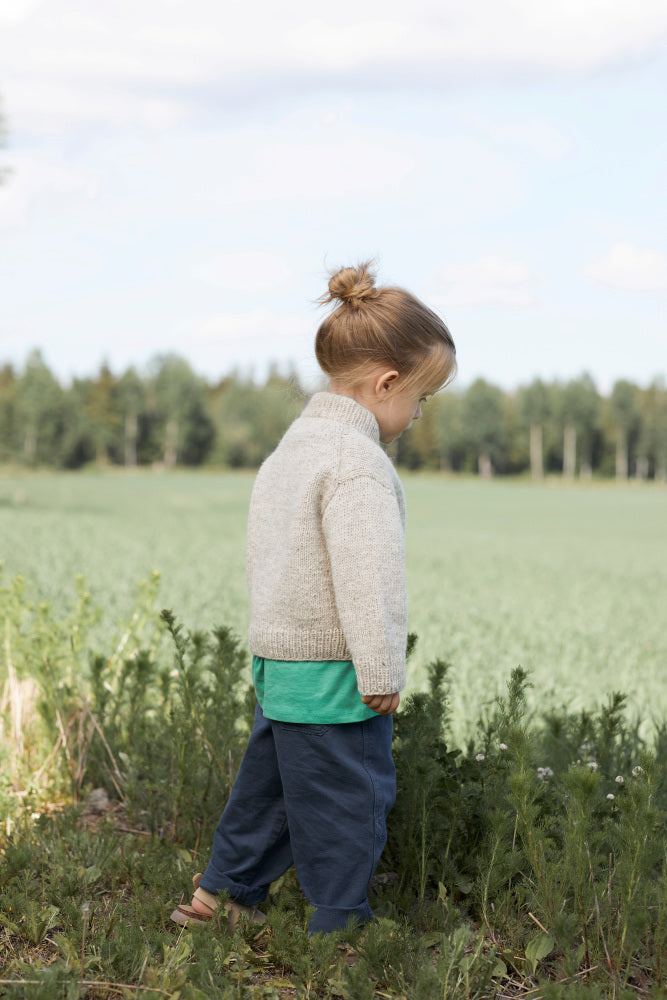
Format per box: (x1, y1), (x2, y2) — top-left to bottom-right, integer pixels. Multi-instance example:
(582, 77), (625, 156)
(0, 637), (664, 999)
(1, 469), (665, 743)
(0, 540), (665, 998)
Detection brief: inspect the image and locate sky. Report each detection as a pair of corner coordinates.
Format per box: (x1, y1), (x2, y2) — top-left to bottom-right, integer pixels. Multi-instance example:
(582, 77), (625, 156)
(0, 0), (665, 393)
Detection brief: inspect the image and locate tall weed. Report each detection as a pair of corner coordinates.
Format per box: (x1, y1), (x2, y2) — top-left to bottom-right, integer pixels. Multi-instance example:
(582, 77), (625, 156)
(86, 609), (255, 842)
(380, 658), (666, 993)
(1, 576), (665, 997)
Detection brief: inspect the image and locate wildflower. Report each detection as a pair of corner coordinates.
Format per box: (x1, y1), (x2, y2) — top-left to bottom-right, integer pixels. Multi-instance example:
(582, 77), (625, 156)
(537, 766), (554, 781)
(169, 669), (179, 679)
(587, 761), (598, 771)
(475, 753), (485, 762)
(615, 775), (624, 784)
(499, 743), (508, 751)
(632, 765), (644, 777)
(607, 793), (615, 801)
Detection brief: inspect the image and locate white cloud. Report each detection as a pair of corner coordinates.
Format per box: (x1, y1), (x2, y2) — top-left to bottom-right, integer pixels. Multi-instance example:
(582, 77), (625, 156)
(189, 309), (311, 345)
(191, 253), (291, 290)
(3, 77), (187, 135)
(1, 1), (666, 131)
(585, 242), (667, 293)
(430, 258), (541, 308)
(0, 152), (100, 231)
(0, 0), (39, 24)
(215, 136), (413, 205)
(467, 115), (570, 160)
(183, 308), (321, 382)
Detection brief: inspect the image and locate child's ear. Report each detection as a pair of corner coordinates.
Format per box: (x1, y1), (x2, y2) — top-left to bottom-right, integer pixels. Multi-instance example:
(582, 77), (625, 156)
(374, 370), (400, 398)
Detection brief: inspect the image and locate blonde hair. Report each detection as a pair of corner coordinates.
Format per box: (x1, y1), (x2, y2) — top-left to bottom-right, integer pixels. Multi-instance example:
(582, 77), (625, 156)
(315, 262), (456, 395)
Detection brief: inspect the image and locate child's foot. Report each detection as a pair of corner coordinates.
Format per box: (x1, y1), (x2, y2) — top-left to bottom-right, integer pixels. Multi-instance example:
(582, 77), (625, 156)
(191, 894), (214, 917)
(170, 873), (267, 931)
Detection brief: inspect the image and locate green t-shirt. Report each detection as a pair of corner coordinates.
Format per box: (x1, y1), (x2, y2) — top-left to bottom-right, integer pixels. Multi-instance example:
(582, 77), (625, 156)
(252, 655), (377, 724)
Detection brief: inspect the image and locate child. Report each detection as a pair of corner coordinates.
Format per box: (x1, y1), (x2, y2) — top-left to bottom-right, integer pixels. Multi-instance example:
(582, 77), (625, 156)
(171, 262), (456, 935)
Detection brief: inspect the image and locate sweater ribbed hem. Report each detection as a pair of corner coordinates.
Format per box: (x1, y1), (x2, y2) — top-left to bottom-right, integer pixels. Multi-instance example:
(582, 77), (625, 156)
(248, 627), (406, 696)
(301, 392), (380, 443)
(249, 626), (351, 662)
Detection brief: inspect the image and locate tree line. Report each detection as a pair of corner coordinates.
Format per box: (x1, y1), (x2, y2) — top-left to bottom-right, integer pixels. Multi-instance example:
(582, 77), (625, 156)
(1, 349), (666, 480)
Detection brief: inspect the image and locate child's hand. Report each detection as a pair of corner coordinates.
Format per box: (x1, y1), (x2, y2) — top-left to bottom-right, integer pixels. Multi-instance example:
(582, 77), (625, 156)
(361, 692), (400, 715)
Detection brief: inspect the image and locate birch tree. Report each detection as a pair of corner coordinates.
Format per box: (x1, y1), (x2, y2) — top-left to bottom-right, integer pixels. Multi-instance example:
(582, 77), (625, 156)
(462, 379), (507, 478)
(610, 380), (639, 481)
(518, 379), (550, 479)
(559, 375), (599, 480)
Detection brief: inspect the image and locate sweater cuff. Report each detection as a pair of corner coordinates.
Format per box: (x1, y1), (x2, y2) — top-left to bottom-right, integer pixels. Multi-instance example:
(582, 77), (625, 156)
(354, 659), (406, 697)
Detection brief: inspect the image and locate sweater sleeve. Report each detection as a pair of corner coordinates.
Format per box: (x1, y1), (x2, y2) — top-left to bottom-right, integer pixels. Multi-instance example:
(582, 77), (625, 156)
(322, 475), (407, 696)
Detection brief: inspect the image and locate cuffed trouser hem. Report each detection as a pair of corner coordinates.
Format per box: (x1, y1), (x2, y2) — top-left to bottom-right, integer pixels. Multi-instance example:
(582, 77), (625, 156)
(202, 704), (395, 935)
(308, 900), (374, 935)
(198, 875), (267, 908)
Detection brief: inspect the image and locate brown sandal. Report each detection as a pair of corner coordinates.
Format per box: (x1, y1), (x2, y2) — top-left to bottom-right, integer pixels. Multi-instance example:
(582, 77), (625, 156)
(170, 873), (267, 932)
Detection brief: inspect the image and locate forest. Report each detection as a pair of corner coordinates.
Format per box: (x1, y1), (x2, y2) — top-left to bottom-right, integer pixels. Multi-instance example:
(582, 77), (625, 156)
(1, 349), (666, 479)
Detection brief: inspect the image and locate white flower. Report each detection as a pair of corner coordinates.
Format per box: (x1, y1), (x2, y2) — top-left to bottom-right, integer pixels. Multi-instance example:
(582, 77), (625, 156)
(475, 753), (485, 762)
(615, 775), (624, 784)
(499, 743), (508, 751)
(537, 766), (554, 781)
(587, 761), (598, 772)
(607, 793), (615, 801)
(579, 741), (591, 752)
(632, 765), (644, 777)
(169, 669), (179, 679)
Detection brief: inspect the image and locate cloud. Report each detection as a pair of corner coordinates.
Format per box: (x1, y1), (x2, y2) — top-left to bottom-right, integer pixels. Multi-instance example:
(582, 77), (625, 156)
(191, 253), (291, 290)
(584, 242), (667, 293)
(430, 257), (541, 308)
(0, 0), (39, 23)
(1, 1), (666, 131)
(4, 79), (187, 135)
(211, 130), (414, 205)
(181, 307), (322, 382)
(466, 115), (570, 160)
(187, 309), (317, 364)
(0, 152), (100, 231)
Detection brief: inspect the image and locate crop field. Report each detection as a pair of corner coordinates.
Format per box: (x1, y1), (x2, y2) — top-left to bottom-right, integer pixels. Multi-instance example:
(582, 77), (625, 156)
(1, 469), (665, 741)
(1, 468), (666, 998)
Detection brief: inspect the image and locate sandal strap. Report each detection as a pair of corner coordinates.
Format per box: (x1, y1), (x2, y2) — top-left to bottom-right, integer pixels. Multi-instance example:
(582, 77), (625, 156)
(174, 903), (211, 923)
(193, 885), (220, 912)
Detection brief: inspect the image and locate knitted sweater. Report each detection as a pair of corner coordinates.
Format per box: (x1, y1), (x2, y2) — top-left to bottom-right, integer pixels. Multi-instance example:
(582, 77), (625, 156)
(246, 391), (407, 697)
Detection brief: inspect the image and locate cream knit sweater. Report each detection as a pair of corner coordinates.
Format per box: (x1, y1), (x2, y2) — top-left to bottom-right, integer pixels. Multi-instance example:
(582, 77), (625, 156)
(246, 391), (407, 697)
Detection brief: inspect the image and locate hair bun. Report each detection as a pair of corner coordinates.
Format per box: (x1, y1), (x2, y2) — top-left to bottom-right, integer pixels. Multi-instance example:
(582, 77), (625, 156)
(322, 262), (377, 308)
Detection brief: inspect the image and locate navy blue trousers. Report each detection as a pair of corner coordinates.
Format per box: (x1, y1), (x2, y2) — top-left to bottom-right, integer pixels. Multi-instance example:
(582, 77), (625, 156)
(200, 703), (396, 934)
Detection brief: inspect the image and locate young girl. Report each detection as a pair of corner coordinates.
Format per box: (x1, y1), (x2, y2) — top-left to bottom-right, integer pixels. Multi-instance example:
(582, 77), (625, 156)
(171, 262), (456, 935)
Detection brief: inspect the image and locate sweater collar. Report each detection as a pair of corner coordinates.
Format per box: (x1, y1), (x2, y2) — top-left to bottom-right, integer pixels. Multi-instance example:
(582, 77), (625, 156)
(302, 391), (380, 443)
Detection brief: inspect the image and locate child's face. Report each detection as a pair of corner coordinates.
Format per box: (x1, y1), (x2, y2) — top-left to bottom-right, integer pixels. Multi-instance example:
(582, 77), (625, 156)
(376, 388), (426, 444)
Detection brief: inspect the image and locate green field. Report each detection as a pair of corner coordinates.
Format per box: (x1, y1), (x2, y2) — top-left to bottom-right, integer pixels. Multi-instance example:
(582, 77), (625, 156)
(1, 469), (665, 740)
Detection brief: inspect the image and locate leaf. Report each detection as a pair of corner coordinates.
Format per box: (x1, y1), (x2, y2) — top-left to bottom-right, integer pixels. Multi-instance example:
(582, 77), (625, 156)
(525, 931), (555, 974)
(422, 931), (443, 948)
(77, 864), (103, 888)
(326, 979), (347, 998)
(490, 957), (508, 979)
(0, 911), (20, 935)
(502, 948), (523, 975)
